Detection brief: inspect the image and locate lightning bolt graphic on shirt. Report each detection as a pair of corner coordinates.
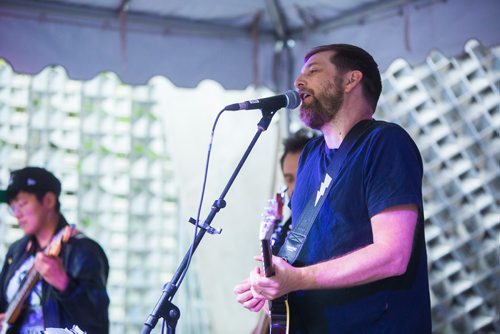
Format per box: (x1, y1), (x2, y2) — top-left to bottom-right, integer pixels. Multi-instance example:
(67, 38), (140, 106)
(315, 173), (332, 206)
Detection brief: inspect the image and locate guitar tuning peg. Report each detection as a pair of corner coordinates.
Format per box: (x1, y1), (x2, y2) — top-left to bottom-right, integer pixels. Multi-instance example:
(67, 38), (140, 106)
(280, 186), (288, 194)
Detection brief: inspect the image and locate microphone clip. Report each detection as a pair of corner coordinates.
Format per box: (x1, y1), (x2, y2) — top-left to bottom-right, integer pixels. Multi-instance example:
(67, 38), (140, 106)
(188, 217), (222, 235)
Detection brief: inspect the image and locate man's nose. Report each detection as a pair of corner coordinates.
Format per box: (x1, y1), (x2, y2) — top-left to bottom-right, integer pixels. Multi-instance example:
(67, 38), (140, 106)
(14, 209), (23, 220)
(294, 73), (305, 90)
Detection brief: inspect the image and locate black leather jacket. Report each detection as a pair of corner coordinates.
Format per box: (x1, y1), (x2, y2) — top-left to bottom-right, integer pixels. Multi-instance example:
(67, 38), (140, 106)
(0, 215), (110, 334)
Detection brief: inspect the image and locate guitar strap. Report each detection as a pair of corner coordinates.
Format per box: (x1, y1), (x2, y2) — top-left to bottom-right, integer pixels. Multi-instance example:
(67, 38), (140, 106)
(278, 119), (378, 264)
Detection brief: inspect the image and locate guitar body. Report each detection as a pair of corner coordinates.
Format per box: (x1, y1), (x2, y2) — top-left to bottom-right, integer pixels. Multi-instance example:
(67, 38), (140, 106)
(258, 193), (290, 334)
(269, 297), (289, 334)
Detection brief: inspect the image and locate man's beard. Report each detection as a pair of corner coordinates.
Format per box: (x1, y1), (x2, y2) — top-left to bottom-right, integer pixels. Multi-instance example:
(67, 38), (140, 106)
(299, 79), (344, 130)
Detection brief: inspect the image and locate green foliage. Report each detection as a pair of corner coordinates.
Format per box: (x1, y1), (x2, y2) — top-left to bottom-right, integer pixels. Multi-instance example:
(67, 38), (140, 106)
(81, 216), (92, 227)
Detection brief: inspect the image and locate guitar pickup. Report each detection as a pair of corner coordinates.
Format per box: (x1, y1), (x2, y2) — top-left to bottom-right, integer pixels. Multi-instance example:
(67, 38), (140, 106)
(188, 217), (222, 235)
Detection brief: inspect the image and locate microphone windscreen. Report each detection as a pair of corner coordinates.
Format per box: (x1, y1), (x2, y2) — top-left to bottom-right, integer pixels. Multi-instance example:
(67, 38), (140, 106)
(284, 90), (301, 109)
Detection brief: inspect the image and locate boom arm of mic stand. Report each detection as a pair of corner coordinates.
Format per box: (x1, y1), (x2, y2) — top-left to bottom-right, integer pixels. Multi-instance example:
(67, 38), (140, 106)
(141, 110), (277, 333)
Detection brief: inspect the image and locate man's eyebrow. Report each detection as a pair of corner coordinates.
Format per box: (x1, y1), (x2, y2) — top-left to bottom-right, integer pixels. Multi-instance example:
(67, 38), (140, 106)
(306, 62), (320, 68)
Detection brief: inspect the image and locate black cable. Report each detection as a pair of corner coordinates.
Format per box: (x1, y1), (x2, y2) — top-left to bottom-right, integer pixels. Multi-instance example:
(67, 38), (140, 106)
(175, 109), (226, 290)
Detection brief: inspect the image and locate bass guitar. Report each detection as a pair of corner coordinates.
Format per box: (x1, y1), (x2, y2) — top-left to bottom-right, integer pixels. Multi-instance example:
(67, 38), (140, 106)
(1, 224), (75, 334)
(258, 193), (289, 334)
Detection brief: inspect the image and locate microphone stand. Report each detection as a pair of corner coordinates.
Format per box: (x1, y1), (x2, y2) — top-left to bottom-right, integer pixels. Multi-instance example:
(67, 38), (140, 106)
(141, 108), (279, 334)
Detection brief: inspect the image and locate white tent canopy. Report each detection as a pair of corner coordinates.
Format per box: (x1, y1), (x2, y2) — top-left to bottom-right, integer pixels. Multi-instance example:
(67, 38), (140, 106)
(1, 0), (499, 91)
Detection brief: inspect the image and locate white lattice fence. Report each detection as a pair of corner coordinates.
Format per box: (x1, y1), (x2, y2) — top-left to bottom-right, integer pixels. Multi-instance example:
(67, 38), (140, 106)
(377, 39), (499, 333)
(0, 65), (210, 333)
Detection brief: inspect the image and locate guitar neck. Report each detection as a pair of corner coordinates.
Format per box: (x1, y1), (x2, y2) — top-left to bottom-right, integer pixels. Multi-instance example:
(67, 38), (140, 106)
(4, 266), (41, 324)
(261, 239), (275, 277)
(258, 193), (289, 334)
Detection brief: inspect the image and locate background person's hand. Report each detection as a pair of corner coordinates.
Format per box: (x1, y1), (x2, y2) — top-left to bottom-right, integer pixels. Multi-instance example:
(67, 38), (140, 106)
(35, 252), (69, 292)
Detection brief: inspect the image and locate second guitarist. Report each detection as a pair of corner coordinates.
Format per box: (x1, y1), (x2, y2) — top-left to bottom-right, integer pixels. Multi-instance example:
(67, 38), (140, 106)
(0, 167), (110, 334)
(249, 130), (314, 334)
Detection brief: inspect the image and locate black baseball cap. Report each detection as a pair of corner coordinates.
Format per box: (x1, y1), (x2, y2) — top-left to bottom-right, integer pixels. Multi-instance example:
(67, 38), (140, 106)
(1, 167), (62, 204)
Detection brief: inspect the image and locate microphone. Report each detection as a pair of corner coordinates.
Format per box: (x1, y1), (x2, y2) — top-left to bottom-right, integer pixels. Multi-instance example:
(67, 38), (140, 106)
(224, 90), (301, 111)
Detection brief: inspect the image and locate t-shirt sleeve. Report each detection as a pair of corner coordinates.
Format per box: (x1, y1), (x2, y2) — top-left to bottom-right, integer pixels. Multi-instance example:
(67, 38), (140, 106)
(364, 124), (423, 218)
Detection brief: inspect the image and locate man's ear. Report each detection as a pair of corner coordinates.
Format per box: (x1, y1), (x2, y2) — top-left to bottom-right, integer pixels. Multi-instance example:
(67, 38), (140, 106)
(43, 192), (57, 211)
(344, 70), (363, 93)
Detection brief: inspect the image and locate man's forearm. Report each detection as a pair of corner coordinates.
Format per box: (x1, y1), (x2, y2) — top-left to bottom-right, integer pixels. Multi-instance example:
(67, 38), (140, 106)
(295, 205), (418, 291)
(296, 242), (409, 291)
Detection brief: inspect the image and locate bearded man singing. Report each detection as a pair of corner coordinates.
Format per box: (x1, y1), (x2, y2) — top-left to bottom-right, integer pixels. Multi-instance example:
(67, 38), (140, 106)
(234, 44), (432, 333)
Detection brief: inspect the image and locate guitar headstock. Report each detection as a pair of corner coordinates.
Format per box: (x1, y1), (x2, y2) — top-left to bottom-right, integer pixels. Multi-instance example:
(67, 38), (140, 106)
(46, 224), (76, 257)
(259, 193), (284, 241)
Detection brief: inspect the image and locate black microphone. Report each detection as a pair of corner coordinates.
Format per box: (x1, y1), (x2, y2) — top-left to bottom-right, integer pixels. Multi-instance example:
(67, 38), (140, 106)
(224, 90), (301, 111)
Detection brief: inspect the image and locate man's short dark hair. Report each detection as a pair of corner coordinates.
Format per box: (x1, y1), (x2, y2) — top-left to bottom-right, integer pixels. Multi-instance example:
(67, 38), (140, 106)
(305, 44), (382, 110)
(280, 129), (316, 169)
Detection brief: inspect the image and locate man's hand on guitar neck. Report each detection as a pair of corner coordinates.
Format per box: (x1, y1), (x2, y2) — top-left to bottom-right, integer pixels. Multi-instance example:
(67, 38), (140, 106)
(35, 252), (70, 293)
(234, 255), (303, 311)
(250, 255), (302, 301)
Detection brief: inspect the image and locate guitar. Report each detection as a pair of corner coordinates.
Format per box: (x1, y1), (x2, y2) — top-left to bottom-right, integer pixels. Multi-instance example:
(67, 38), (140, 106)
(258, 193), (289, 334)
(1, 225), (75, 334)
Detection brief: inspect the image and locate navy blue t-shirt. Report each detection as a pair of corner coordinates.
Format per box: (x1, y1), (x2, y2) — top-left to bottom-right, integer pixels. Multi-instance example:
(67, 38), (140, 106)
(286, 120), (431, 333)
